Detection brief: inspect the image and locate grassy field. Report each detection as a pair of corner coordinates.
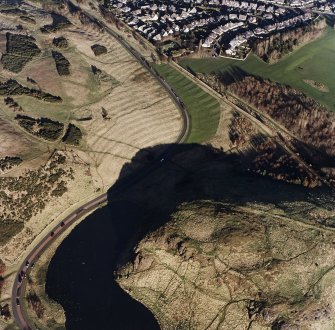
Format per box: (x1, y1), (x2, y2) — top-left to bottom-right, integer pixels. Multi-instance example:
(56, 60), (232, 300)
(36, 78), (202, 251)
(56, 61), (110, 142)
(154, 64), (220, 143)
(180, 27), (335, 111)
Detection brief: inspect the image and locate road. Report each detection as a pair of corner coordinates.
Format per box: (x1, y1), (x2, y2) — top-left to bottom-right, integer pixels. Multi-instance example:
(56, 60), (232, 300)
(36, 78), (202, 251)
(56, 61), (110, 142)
(11, 194), (107, 330)
(70, 0), (191, 144)
(169, 61), (325, 185)
(11, 2), (190, 329)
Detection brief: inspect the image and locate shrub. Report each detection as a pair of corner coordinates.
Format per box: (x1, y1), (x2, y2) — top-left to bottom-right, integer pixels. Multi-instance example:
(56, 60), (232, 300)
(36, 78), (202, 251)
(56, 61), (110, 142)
(15, 115), (64, 141)
(91, 44), (107, 56)
(0, 156), (22, 171)
(19, 16), (36, 24)
(52, 51), (70, 76)
(62, 123), (82, 145)
(53, 36), (68, 49)
(0, 221), (24, 245)
(40, 13), (71, 33)
(1, 33), (41, 72)
(0, 79), (62, 102)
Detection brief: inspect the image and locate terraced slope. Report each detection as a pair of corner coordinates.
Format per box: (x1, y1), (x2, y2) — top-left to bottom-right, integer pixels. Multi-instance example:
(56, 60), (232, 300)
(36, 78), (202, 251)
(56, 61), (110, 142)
(65, 23), (182, 187)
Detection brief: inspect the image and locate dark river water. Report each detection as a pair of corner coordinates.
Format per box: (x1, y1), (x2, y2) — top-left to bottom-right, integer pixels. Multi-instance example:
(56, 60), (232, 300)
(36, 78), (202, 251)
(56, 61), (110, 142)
(45, 200), (160, 330)
(45, 142), (325, 329)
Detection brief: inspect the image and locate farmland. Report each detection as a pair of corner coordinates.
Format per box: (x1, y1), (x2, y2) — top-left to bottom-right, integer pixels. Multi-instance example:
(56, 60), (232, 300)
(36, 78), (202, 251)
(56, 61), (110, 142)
(180, 27), (335, 111)
(154, 64), (220, 143)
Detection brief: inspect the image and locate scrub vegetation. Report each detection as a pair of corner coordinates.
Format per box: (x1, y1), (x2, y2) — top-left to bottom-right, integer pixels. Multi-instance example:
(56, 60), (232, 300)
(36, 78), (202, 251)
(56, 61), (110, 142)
(62, 123), (82, 145)
(40, 13), (71, 33)
(52, 36), (68, 49)
(0, 79), (62, 102)
(0, 152), (73, 245)
(0, 156), (22, 172)
(15, 115), (64, 141)
(1, 33), (41, 73)
(91, 44), (107, 56)
(52, 51), (71, 76)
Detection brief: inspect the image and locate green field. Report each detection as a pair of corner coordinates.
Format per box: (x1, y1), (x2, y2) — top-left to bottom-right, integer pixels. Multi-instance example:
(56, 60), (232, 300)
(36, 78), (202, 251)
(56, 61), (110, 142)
(154, 64), (220, 143)
(180, 27), (335, 111)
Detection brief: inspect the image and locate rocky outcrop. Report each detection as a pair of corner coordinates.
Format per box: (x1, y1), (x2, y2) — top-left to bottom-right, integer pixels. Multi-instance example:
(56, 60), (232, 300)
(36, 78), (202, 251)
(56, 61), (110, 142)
(254, 18), (327, 63)
(117, 201), (335, 330)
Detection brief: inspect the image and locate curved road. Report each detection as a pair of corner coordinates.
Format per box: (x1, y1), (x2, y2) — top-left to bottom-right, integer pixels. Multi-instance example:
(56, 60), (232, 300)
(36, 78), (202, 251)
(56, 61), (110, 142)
(11, 2), (190, 329)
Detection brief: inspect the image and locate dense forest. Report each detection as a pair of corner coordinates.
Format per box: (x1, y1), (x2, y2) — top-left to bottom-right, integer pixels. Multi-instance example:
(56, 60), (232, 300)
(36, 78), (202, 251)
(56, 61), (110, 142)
(227, 76), (334, 157)
(227, 75), (335, 183)
(253, 18), (327, 63)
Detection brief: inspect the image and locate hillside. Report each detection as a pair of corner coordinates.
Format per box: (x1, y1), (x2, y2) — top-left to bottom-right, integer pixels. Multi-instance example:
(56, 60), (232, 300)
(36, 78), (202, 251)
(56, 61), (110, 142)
(0, 0), (182, 320)
(1, 1), (335, 329)
(0, 0), (181, 255)
(196, 72), (335, 187)
(117, 199), (335, 329)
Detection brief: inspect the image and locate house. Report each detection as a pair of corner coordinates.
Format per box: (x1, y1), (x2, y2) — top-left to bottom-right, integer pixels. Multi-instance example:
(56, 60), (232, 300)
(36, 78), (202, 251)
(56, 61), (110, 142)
(105, 0), (324, 59)
(161, 29), (169, 37)
(153, 33), (161, 41)
(121, 6), (131, 12)
(249, 16), (257, 23)
(150, 4), (158, 11)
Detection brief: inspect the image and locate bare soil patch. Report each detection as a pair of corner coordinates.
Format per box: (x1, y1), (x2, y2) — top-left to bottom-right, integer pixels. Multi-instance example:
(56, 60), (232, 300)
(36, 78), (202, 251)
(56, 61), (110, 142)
(304, 79), (329, 92)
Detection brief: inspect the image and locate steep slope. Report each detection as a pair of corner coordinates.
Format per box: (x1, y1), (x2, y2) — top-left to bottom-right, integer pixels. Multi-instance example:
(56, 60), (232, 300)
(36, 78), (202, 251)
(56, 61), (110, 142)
(117, 200), (335, 329)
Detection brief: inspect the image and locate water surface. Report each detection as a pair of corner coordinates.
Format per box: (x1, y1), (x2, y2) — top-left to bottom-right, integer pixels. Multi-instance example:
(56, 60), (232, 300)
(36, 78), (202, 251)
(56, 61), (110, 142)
(46, 201), (160, 330)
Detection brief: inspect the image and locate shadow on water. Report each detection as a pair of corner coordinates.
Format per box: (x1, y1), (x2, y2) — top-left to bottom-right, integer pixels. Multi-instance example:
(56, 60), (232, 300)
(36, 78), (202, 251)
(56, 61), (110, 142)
(46, 143), (332, 330)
